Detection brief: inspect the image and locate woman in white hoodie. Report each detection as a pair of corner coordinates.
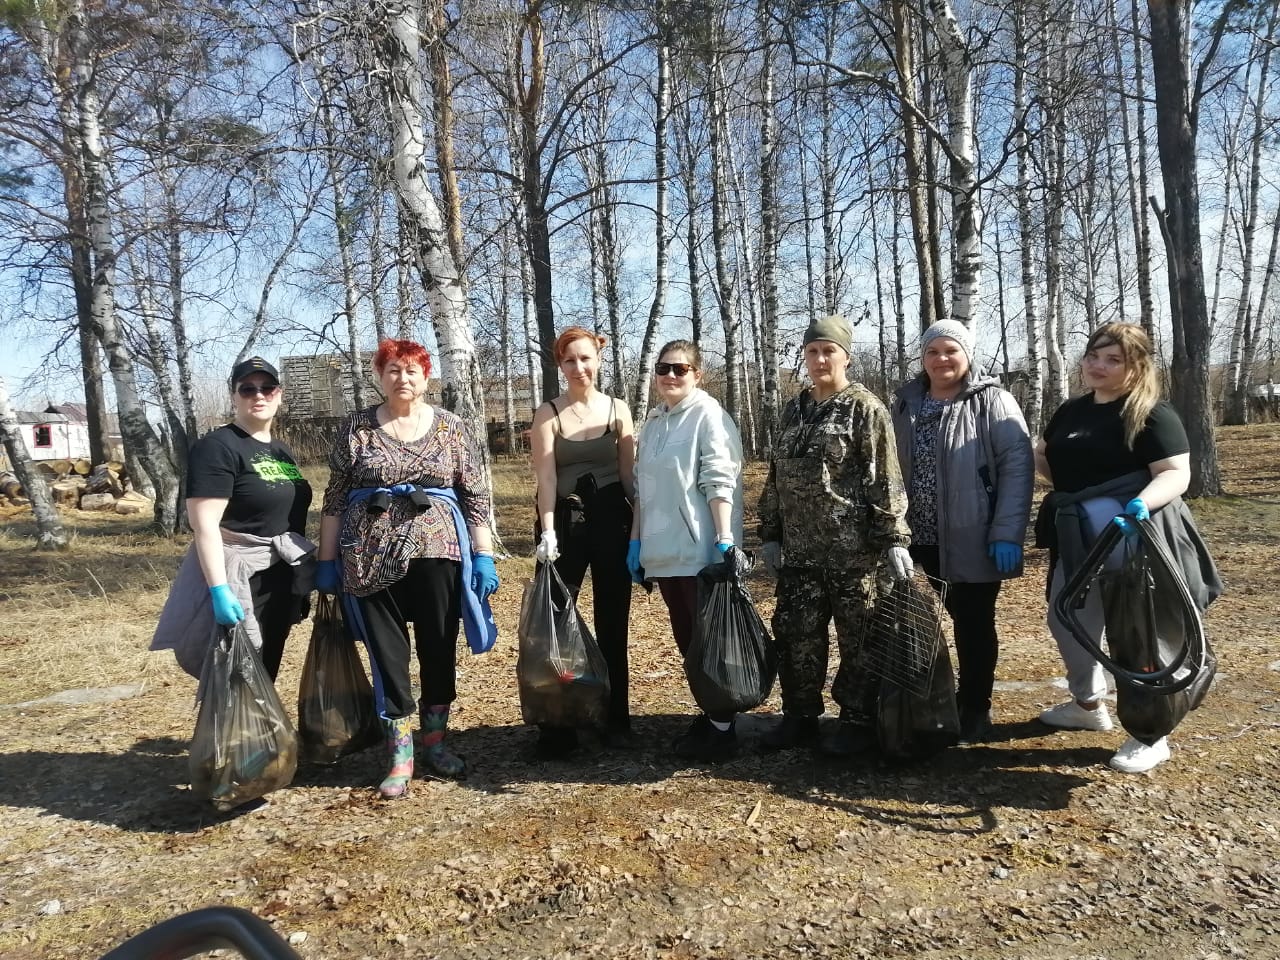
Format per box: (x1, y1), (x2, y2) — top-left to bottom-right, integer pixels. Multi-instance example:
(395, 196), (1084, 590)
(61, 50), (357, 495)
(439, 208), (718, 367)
(630, 340), (745, 762)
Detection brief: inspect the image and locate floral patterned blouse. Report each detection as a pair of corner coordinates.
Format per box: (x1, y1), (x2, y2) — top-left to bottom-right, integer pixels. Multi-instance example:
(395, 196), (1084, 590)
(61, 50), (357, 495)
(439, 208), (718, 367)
(321, 406), (491, 597)
(905, 394), (948, 546)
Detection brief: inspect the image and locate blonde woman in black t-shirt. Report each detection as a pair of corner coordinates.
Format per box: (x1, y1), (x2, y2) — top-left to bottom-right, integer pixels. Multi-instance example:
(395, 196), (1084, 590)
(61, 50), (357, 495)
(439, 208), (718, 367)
(1034, 322), (1192, 774)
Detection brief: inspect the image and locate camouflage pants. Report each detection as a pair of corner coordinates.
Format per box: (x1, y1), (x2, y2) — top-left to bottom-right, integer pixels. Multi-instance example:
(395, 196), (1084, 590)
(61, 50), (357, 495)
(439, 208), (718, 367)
(772, 567), (877, 722)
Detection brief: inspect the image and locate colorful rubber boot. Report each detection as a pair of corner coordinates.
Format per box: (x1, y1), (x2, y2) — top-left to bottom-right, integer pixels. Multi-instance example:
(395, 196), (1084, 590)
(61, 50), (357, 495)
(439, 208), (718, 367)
(419, 704), (466, 778)
(379, 716), (414, 799)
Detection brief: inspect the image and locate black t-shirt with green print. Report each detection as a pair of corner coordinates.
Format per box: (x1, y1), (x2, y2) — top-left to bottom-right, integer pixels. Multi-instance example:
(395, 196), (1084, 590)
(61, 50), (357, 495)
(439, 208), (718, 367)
(186, 424), (312, 536)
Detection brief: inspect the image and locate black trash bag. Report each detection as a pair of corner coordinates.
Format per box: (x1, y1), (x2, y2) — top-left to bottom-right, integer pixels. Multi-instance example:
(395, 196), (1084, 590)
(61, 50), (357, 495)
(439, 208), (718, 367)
(876, 634), (961, 761)
(684, 546), (776, 716)
(190, 623), (298, 811)
(1056, 519), (1217, 746)
(516, 560), (610, 727)
(297, 595), (381, 764)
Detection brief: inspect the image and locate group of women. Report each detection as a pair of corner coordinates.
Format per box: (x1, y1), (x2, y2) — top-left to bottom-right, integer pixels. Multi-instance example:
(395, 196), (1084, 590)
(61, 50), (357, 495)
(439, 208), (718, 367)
(163, 315), (1216, 800)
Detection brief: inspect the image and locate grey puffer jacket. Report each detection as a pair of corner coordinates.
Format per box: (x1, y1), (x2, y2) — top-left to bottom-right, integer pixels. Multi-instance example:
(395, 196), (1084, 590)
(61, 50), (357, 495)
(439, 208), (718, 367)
(892, 376), (1034, 582)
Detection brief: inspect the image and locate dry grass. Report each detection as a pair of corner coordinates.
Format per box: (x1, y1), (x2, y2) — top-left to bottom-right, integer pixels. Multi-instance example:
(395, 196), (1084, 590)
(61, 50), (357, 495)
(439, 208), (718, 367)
(1, 431), (1279, 959)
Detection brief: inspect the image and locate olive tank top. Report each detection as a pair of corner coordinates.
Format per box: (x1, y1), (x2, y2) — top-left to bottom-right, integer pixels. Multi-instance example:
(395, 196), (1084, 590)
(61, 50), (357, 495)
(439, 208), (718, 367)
(551, 398), (621, 497)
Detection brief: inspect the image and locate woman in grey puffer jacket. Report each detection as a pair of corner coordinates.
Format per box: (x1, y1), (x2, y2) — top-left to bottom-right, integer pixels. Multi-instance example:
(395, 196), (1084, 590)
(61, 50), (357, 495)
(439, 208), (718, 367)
(891, 320), (1034, 743)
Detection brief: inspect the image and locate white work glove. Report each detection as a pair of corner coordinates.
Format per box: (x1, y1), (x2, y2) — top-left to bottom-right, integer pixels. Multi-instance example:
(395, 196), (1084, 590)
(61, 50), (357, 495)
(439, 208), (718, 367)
(535, 529), (560, 563)
(760, 541), (782, 578)
(886, 545), (914, 581)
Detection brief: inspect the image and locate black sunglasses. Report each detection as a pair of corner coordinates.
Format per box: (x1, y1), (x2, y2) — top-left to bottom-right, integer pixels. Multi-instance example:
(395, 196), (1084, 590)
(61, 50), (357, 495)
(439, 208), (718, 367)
(655, 362), (695, 377)
(236, 383), (280, 398)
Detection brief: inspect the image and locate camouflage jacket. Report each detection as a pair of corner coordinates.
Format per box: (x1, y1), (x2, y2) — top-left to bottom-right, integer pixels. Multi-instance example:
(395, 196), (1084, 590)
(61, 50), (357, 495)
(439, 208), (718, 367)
(757, 382), (911, 570)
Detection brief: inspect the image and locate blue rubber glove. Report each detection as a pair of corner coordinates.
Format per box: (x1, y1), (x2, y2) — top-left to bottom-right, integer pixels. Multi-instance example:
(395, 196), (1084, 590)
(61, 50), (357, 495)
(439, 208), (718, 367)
(715, 539), (732, 555)
(1112, 497), (1149, 536)
(471, 553), (499, 601)
(208, 584), (245, 626)
(315, 559), (341, 595)
(626, 540), (643, 584)
(988, 540), (1022, 574)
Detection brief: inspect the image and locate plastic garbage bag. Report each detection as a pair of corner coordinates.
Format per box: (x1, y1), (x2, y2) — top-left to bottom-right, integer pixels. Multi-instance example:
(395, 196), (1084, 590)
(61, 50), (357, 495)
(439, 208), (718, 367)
(876, 639), (961, 761)
(189, 623), (298, 811)
(869, 577), (959, 760)
(297, 595), (380, 764)
(516, 560), (610, 727)
(1057, 519), (1217, 745)
(684, 546), (776, 716)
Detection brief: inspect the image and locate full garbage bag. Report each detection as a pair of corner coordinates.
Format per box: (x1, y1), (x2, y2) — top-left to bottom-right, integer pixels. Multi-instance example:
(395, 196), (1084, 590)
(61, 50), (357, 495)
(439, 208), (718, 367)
(297, 595), (380, 764)
(684, 546), (776, 716)
(190, 623), (298, 810)
(869, 577), (959, 760)
(1058, 520), (1216, 745)
(516, 560), (610, 727)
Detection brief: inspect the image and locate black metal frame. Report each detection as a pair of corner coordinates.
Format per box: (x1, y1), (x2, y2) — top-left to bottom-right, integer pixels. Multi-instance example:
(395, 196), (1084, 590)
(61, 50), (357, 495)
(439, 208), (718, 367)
(98, 906), (302, 960)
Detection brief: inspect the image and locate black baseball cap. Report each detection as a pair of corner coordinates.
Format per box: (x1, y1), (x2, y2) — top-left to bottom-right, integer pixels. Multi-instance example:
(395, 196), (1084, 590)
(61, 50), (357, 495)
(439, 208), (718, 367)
(229, 357), (280, 387)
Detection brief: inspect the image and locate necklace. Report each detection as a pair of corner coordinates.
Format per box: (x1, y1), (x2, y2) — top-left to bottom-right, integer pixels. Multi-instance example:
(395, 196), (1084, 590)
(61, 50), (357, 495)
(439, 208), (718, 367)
(387, 403), (423, 443)
(566, 395), (593, 423)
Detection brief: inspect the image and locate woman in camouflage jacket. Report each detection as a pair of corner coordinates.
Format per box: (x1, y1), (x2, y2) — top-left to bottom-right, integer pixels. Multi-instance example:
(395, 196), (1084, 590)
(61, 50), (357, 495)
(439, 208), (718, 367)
(757, 314), (913, 758)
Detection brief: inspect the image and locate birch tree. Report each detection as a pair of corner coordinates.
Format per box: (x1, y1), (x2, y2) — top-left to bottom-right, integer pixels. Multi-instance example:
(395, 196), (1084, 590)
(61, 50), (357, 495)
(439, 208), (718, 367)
(0, 377), (68, 550)
(368, 0), (485, 438)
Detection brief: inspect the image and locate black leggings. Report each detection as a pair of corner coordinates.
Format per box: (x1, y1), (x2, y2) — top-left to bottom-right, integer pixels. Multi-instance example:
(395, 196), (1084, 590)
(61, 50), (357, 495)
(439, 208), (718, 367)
(909, 545), (1002, 717)
(538, 482), (633, 729)
(248, 560), (304, 681)
(350, 558), (462, 721)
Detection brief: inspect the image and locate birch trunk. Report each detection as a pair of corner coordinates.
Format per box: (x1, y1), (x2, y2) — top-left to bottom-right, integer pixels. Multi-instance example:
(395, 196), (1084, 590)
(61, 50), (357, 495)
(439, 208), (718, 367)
(372, 0), (486, 444)
(320, 91), (366, 409)
(891, 186), (908, 383)
(708, 44), (740, 424)
(1014, 2), (1045, 435)
(925, 0), (981, 326)
(756, 0), (780, 452)
(1129, 0), (1156, 336)
(70, 1), (178, 531)
(426, 0), (465, 271)
(396, 218), (416, 341)
(633, 2), (671, 419)
(892, 0), (939, 331)
(0, 378), (68, 550)
(1223, 13), (1277, 425)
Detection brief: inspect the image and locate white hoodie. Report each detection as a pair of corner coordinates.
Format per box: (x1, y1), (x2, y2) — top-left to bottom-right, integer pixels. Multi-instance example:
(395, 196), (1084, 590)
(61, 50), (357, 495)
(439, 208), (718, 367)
(635, 388), (744, 578)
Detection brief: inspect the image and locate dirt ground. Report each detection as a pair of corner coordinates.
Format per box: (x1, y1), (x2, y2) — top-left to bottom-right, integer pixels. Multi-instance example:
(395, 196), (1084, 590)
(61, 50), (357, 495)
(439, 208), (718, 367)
(1, 425), (1279, 960)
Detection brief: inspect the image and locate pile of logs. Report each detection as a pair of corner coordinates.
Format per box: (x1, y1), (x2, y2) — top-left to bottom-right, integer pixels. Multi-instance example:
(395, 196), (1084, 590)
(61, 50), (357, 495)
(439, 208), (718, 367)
(2, 460), (152, 515)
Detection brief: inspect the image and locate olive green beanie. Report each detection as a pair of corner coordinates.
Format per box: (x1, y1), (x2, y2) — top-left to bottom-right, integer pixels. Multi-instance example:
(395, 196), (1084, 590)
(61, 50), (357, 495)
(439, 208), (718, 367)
(802, 314), (852, 355)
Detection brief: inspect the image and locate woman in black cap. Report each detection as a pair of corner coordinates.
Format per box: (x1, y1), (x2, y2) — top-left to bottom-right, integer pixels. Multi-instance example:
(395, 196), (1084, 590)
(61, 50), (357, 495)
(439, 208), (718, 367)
(154, 356), (314, 681)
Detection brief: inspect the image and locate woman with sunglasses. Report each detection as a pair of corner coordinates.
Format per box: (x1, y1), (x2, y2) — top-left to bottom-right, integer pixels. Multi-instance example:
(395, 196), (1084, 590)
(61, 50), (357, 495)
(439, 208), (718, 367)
(630, 340), (745, 763)
(152, 357), (314, 682)
(529, 326), (637, 759)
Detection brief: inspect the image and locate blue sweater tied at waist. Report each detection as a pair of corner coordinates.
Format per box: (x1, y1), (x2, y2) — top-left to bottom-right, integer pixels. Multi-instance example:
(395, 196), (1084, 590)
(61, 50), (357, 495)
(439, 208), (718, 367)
(342, 484), (497, 654)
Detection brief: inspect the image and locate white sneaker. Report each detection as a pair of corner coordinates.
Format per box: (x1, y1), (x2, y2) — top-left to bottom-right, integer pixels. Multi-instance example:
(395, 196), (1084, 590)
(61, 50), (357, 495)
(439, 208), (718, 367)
(1038, 700), (1114, 732)
(1108, 736), (1170, 773)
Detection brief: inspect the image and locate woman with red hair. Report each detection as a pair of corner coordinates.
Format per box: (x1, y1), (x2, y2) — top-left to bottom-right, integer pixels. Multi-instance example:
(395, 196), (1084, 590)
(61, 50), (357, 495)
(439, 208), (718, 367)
(529, 326), (637, 759)
(316, 339), (498, 798)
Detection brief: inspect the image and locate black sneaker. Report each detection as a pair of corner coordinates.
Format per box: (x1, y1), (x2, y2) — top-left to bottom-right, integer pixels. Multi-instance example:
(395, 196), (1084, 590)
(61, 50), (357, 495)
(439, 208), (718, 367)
(673, 716), (737, 763)
(760, 715), (821, 752)
(819, 720), (877, 758)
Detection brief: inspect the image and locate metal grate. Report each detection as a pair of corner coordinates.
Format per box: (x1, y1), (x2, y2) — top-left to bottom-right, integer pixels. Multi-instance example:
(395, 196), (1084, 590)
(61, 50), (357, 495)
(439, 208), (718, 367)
(859, 574), (948, 697)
